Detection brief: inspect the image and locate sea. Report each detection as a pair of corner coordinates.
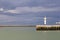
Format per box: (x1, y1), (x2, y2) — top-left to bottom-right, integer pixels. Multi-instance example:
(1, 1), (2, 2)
(0, 27), (60, 40)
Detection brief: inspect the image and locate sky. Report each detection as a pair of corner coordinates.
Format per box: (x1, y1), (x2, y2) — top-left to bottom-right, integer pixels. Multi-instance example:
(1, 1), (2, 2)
(0, 0), (60, 25)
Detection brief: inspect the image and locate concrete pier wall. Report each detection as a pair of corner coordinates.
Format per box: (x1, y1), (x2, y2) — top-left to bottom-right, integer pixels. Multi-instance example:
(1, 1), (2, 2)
(36, 25), (60, 31)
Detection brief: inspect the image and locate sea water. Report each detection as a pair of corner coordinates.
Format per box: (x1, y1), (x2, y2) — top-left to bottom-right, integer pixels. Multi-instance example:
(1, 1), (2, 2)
(0, 27), (60, 40)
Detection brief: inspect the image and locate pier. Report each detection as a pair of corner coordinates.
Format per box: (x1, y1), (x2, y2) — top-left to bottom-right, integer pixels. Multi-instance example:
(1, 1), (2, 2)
(36, 16), (60, 31)
(36, 25), (60, 31)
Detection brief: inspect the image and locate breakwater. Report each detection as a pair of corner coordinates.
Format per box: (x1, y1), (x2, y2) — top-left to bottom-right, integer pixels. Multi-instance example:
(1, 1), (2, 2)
(36, 25), (60, 31)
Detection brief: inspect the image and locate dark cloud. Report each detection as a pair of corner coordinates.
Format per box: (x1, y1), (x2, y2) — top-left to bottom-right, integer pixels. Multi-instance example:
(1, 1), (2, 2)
(0, 0), (60, 8)
(0, 11), (60, 25)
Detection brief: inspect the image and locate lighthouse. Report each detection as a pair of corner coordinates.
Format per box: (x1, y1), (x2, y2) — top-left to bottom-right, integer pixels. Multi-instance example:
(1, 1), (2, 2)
(36, 16), (60, 31)
(44, 16), (47, 25)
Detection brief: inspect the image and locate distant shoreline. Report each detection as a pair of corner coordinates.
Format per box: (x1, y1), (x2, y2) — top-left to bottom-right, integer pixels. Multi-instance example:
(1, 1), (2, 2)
(0, 25), (36, 27)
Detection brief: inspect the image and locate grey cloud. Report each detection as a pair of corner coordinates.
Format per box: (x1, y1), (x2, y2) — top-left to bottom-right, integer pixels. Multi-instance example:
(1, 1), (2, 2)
(0, 0), (59, 9)
(0, 11), (60, 25)
(0, 0), (59, 25)
(3, 7), (60, 14)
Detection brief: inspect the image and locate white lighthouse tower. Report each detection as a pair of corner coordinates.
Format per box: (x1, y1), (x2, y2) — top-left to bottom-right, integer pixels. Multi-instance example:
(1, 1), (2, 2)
(44, 16), (47, 25)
